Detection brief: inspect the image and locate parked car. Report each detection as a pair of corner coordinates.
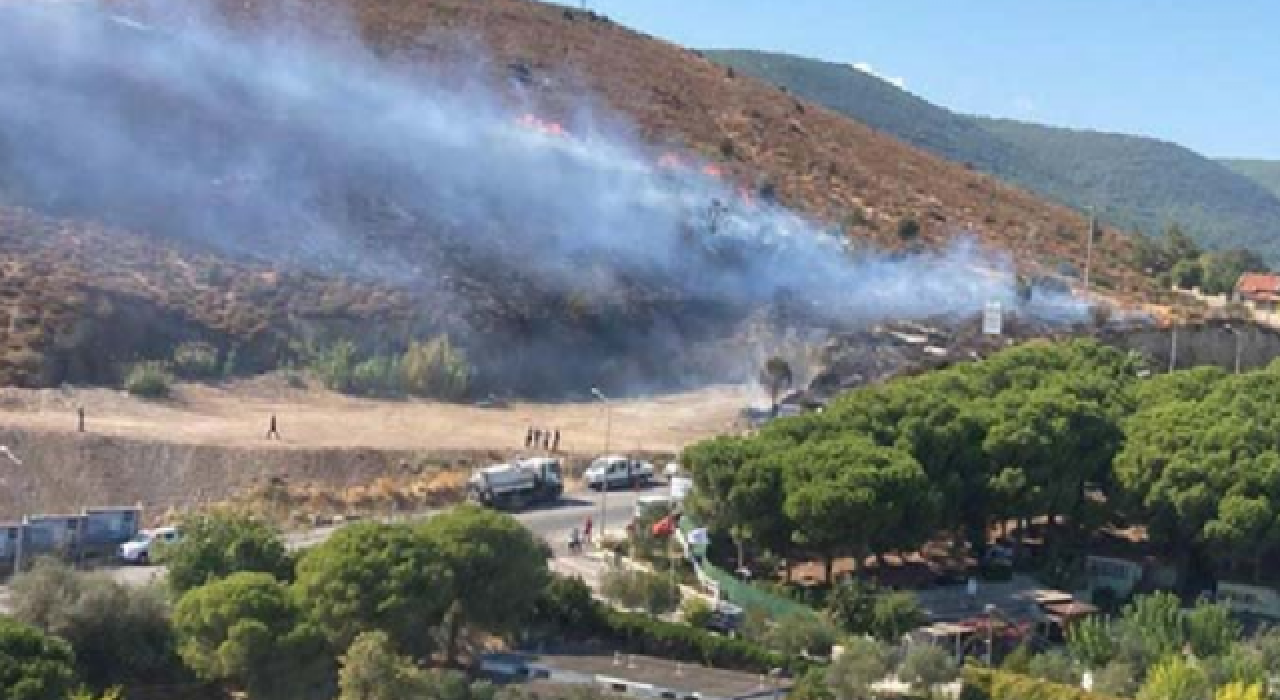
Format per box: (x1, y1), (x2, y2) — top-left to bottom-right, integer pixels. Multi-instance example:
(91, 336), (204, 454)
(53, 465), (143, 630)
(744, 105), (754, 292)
(583, 455), (654, 490)
(118, 526), (180, 564)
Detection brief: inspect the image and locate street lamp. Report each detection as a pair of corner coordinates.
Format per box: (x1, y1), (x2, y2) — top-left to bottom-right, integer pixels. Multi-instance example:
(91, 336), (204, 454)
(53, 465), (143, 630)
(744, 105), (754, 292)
(591, 388), (612, 541)
(1082, 206), (1097, 295)
(1224, 324), (1244, 374)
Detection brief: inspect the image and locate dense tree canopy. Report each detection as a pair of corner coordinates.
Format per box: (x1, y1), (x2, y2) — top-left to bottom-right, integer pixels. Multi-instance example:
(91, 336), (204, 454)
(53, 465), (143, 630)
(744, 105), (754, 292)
(163, 513), (294, 595)
(0, 615), (77, 700)
(172, 572), (330, 700)
(294, 522), (454, 658)
(684, 340), (1142, 575)
(419, 506), (550, 662)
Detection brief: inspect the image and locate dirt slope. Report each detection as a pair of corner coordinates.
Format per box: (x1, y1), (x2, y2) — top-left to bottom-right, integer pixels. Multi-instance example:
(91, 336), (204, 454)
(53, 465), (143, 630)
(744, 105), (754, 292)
(262, 0), (1143, 283)
(0, 0), (1154, 391)
(0, 378), (747, 518)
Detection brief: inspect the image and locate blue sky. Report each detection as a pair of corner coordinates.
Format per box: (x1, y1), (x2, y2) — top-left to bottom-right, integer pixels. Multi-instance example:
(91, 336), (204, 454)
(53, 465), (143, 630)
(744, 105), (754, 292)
(585, 1), (1279, 159)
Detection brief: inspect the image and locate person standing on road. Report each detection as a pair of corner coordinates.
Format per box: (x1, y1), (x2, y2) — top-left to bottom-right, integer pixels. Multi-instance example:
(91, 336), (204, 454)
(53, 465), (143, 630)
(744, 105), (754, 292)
(525, 426), (534, 448)
(552, 429), (561, 453)
(583, 515), (593, 543)
(266, 414), (281, 441)
(77, 406), (85, 433)
(533, 428), (542, 450)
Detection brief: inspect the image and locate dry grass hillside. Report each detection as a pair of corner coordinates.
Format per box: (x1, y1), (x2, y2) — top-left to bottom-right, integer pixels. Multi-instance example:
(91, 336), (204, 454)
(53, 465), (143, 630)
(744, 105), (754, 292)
(0, 0), (1156, 391)
(262, 0), (1144, 284)
(0, 378), (744, 519)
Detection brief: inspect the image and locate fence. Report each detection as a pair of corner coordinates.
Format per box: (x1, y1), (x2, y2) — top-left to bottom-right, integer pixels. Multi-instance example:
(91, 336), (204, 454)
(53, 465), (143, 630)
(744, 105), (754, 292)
(676, 517), (815, 619)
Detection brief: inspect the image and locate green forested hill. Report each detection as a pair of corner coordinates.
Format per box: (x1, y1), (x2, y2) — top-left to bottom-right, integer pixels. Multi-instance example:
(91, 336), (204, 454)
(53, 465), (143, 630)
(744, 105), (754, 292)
(706, 49), (1280, 260)
(1221, 159), (1280, 200)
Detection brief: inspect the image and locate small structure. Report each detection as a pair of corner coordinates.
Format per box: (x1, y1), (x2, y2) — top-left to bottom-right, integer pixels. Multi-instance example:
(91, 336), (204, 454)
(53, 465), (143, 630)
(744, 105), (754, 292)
(1235, 273), (1280, 313)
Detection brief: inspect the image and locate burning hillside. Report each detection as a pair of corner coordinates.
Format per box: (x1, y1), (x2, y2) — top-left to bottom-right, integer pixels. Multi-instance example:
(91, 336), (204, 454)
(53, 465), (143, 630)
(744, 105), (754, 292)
(0, 1), (1134, 395)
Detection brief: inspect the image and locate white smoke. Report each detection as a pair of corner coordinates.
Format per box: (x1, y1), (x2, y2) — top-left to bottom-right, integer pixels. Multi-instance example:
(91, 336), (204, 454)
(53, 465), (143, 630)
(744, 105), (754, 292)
(0, 2), (1085, 391)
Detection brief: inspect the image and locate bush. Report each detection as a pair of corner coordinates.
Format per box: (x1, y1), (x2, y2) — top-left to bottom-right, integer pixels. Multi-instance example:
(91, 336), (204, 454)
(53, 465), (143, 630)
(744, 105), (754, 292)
(163, 512), (294, 596)
(350, 355), (401, 396)
(765, 612), (836, 658)
(401, 336), (470, 400)
(600, 567), (680, 616)
(598, 607), (799, 674)
(870, 591), (926, 642)
(124, 361), (174, 398)
(311, 340), (357, 393)
(9, 559), (183, 689)
(896, 217), (921, 243)
(0, 615), (79, 700)
(899, 643), (959, 694)
(961, 667), (1126, 700)
(681, 598), (714, 629)
(171, 341), (220, 379)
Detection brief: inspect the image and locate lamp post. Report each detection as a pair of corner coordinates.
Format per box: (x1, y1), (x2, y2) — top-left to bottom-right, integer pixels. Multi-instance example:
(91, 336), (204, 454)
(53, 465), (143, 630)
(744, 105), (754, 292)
(1224, 324), (1244, 374)
(1082, 207), (1097, 295)
(591, 388), (612, 541)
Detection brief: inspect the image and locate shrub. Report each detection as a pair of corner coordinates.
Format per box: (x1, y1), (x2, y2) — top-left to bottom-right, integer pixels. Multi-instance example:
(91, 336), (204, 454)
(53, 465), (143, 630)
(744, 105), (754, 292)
(598, 607), (799, 674)
(162, 512), (294, 596)
(600, 567), (680, 616)
(402, 336), (470, 400)
(765, 612), (836, 658)
(310, 340), (357, 393)
(681, 598), (714, 629)
(961, 667), (1126, 700)
(351, 355), (401, 396)
(9, 559), (183, 688)
(171, 341), (220, 379)
(124, 361), (173, 398)
(0, 615), (78, 700)
(899, 643), (959, 694)
(896, 216), (921, 243)
(870, 591), (926, 642)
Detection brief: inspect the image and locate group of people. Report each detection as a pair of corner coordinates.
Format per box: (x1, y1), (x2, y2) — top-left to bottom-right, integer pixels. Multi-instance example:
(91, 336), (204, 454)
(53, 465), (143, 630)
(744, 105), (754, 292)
(568, 515), (593, 553)
(525, 426), (561, 452)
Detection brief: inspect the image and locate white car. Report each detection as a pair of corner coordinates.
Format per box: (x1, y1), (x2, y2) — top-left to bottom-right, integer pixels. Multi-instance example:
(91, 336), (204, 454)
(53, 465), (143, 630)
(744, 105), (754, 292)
(583, 456), (654, 490)
(118, 526), (180, 565)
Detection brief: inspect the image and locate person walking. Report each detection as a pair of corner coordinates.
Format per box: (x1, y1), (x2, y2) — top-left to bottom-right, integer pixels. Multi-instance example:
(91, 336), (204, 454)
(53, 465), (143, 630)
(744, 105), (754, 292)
(266, 413), (281, 441)
(552, 428), (561, 453)
(77, 406), (85, 433)
(533, 427), (543, 449)
(542, 430), (551, 451)
(525, 426), (534, 448)
(583, 515), (594, 544)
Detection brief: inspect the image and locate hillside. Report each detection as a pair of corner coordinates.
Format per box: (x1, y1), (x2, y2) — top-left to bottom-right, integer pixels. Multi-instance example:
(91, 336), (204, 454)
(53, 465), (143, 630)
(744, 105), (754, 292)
(0, 1), (1150, 394)
(706, 49), (1280, 260)
(1222, 159), (1280, 200)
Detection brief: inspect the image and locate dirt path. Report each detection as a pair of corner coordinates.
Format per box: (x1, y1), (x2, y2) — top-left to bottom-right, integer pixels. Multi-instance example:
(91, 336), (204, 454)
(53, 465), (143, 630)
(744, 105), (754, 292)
(0, 376), (753, 455)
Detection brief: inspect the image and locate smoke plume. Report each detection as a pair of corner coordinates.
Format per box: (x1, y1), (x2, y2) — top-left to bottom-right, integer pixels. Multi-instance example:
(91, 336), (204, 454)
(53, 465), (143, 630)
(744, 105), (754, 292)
(0, 2), (1084, 394)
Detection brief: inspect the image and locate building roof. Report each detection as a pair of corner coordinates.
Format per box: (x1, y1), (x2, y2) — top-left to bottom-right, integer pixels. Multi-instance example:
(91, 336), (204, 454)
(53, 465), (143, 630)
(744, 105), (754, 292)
(1236, 273), (1280, 296)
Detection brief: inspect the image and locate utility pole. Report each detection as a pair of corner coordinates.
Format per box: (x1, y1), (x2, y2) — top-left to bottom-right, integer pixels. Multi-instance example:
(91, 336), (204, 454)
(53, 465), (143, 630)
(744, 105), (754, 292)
(592, 388), (612, 541)
(1082, 207), (1097, 295)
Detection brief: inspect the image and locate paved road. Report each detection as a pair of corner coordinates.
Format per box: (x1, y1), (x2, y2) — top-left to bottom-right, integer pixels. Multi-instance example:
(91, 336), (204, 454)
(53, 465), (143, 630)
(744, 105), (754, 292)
(0, 484), (656, 603)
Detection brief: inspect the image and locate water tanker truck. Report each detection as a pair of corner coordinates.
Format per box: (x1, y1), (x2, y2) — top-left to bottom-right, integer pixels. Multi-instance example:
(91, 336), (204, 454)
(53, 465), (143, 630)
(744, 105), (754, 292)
(467, 457), (564, 511)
